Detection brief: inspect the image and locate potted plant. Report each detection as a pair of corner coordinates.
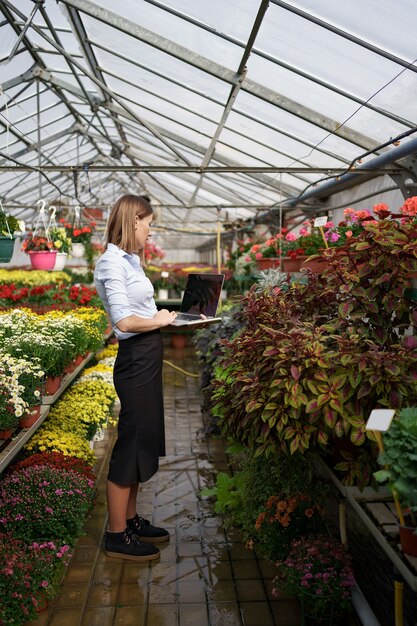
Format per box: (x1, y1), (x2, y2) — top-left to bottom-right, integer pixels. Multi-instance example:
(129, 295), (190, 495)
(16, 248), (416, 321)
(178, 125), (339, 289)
(0, 205), (20, 263)
(273, 534), (355, 625)
(374, 407), (417, 556)
(21, 234), (57, 270)
(0, 533), (71, 625)
(210, 202), (417, 488)
(59, 218), (95, 258)
(0, 464), (96, 544)
(153, 270), (170, 300)
(49, 226), (72, 270)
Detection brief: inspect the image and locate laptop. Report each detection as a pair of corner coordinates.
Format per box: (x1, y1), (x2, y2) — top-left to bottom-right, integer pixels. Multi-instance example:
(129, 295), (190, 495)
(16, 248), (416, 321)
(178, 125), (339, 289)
(169, 273), (225, 326)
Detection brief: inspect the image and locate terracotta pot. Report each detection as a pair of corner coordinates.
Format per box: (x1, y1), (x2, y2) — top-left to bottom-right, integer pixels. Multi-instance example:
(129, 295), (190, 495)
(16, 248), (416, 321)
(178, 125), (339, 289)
(19, 404), (41, 428)
(44, 375), (62, 396)
(256, 257), (281, 270)
(171, 334), (187, 349)
(282, 257), (302, 272)
(0, 428), (13, 439)
(398, 516), (417, 557)
(64, 361), (76, 374)
(301, 256), (330, 273)
(73, 354), (84, 367)
(28, 250), (57, 270)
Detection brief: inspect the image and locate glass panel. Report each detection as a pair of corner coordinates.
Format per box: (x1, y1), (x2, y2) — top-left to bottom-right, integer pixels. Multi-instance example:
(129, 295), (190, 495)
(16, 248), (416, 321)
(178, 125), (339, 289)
(84, 16), (231, 102)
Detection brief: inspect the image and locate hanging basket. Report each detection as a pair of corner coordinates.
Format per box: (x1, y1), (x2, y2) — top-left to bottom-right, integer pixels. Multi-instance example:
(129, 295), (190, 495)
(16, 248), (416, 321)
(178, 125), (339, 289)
(71, 242), (85, 258)
(0, 236), (15, 263)
(53, 252), (68, 271)
(300, 589), (339, 625)
(28, 250), (57, 270)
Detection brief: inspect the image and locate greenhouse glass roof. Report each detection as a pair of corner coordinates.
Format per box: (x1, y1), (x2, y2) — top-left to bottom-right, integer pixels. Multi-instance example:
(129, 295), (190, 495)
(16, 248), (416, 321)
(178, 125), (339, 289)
(1, 0), (417, 245)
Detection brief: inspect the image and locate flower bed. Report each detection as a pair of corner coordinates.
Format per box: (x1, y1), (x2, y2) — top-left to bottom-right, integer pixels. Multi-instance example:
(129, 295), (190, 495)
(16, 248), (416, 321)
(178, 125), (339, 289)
(0, 339), (118, 623)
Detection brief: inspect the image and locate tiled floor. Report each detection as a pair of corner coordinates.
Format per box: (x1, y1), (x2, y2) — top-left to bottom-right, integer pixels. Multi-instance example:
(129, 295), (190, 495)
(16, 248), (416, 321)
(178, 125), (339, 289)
(28, 341), (300, 626)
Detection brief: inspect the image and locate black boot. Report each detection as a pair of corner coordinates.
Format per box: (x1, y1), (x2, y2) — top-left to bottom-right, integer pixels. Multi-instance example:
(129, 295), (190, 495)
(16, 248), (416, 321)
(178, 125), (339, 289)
(126, 514), (170, 543)
(105, 528), (160, 561)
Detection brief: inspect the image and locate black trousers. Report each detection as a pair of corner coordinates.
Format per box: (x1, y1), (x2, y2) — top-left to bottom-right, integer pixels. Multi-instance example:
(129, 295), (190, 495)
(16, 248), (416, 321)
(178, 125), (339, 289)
(108, 329), (166, 485)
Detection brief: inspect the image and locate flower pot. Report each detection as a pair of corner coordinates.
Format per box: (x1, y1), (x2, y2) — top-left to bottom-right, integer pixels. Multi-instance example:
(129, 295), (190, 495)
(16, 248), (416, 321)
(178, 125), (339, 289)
(300, 589), (339, 625)
(398, 517), (417, 557)
(171, 334), (187, 349)
(256, 257), (281, 270)
(53, 251), (68, 271)
(0, 236), (15, 263)
(282, 257), (302, 272)
(0, 428), (13, 439)
(19, 404), (41, 428)
(301, 256), (329, 273)
(73, 354), (85, 367)
(71, 242), (85, 258)
(28, 250), (57, 270)
(158, 288), (169, 300)
(44, 375), (62, 396)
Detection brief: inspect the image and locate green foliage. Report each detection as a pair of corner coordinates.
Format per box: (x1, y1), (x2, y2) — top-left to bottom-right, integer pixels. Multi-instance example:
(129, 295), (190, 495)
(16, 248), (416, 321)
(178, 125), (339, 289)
(374, 407), (417, 524)
(210, 213), (417, 487)
(202, 448), (326, 560)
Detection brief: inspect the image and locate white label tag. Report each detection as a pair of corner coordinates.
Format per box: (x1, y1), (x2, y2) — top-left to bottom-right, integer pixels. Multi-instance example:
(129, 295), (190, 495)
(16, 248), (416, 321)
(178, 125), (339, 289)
(365, 409), (395, 432)
(314, 216), (328, 227)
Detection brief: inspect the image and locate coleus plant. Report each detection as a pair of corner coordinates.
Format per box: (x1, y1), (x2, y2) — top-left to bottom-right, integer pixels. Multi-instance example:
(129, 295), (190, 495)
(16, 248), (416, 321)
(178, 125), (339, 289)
(211, 201), (417, 487)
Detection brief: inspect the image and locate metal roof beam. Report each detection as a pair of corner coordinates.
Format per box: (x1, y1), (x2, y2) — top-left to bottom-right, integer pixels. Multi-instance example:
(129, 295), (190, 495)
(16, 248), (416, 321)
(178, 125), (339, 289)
(144, 0), (415, 129)
(59, 0), (380, 150)
(3, 0), (193, 166)
(91, 39), (350, 165)
(271, 0), (417, 74)
(188, 0), (270, 209)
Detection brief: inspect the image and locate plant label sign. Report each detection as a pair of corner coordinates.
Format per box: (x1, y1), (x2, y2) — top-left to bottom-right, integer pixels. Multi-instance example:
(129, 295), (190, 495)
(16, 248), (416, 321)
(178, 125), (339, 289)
(314, 216), (328, 227)
(365, 409), (395, 432)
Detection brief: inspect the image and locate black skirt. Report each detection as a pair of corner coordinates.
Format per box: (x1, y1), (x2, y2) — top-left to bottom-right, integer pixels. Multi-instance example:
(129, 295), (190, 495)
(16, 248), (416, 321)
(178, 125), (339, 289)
(108, 329), (165, 485)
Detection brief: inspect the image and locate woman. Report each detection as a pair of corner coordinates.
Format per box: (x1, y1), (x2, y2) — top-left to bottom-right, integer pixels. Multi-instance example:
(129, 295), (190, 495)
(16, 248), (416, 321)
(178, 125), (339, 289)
(94, 194), (177, 561)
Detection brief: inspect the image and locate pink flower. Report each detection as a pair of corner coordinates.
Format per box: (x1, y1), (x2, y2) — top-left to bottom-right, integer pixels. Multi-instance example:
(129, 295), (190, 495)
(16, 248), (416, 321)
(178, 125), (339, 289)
(299, 228), (308, 236)
(330, 232), (340, 242)
(323, 221), (334, 229)
(343, 207), (355, 217)
(285, 233), (297, 241)
(255, 252), (263, 260)
(400, 196), (417, 216)
(345, 230), (353, 238)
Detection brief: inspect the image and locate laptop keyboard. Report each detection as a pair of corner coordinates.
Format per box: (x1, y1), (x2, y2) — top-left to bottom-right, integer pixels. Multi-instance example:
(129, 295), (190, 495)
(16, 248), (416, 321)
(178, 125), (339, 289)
(175, 313), (203, 321)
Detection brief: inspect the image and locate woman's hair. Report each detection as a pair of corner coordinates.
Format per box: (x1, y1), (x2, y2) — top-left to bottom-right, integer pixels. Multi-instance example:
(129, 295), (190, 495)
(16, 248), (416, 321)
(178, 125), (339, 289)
(106, 194), (153, 256)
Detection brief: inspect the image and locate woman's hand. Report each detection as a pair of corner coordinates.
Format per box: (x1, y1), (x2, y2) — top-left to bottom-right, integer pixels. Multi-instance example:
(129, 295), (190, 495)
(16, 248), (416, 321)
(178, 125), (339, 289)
(154, 309), (177, 327)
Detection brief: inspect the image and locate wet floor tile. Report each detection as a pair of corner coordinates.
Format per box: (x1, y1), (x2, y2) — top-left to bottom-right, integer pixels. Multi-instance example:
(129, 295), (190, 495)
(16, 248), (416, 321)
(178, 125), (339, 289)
(179, 602), (209, 625)
(93, 560), (123, 585)
(208, 602), (242, 625)
(53, 582), (89, 607)
(114, 605), (145, 625)
(177, 580), (207, 603)
(146, 603), (178, 626)
(206, 580), (237, 602)
(236, 578), (267, 602)
(148, 581), (178, 604)
(240, 601), (274, 626)
(81, 606), (114, 625)
(47, 608), (84, 625)
(270, 599), (301, 626)
(117, 582), (148, 605)
(86, 582), (119, 607)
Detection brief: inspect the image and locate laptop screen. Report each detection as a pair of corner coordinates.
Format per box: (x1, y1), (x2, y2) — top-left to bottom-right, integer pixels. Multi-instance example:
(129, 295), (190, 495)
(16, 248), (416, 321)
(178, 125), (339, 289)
(181, 274), (225, 317)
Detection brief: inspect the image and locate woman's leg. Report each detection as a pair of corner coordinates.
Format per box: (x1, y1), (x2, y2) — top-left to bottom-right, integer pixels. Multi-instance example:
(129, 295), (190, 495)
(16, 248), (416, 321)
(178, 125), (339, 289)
(126, 483), (140, 519)
(107, 479), (131, 532)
